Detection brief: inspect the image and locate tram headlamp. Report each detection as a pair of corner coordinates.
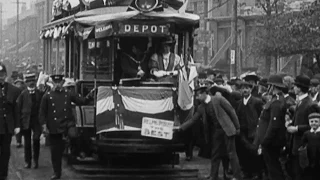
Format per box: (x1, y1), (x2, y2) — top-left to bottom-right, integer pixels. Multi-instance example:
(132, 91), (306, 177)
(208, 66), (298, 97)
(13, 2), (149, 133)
(135, 0), (158, 12)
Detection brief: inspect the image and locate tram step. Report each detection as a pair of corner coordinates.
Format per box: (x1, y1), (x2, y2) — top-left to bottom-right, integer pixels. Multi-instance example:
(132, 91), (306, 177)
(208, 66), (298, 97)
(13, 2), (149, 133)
(71, 165), (199, 179)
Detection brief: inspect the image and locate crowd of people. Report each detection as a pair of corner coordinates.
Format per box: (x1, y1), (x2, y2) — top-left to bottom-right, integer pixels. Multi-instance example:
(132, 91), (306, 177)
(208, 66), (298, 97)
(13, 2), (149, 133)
(0, 63), (95, 180)
(175, 71), (320, 180)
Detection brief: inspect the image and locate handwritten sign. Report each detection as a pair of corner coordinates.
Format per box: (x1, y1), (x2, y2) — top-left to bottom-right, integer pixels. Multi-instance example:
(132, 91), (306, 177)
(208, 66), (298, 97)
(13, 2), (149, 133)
(95, 23), (113, 39)
(118, 23), (170, 35)
(141, 117), (174, 140)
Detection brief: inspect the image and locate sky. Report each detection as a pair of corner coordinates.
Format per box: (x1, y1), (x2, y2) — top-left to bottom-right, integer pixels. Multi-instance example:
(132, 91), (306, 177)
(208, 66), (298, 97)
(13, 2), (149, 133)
(1, 0), (31, 21)
(1, 0), (80, 20)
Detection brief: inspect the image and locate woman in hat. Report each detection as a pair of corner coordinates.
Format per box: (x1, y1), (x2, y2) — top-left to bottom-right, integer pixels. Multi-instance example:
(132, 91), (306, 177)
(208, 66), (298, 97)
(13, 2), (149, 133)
(149, 37), (181, 83)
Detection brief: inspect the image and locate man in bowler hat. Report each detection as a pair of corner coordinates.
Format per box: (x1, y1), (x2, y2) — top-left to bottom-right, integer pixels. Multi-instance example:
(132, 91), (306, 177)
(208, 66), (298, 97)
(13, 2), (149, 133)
(39, 74), (94, 180)
(254, 74), (287, 180)
(236, 81), (264, 179)
(287, 75), (314, 180)
(174, 86), (242, 180)
(17, 73), (44, 169)
(0, 63), (21, 180)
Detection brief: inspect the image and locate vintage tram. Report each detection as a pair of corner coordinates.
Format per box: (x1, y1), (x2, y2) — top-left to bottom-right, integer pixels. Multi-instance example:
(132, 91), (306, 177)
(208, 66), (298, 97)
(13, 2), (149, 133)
(40, 0), (199, 164)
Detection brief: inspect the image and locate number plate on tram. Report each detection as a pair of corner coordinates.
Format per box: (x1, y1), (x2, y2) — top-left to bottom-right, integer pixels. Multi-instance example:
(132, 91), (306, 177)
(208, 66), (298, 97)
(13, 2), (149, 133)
(141, 117), (174, 140)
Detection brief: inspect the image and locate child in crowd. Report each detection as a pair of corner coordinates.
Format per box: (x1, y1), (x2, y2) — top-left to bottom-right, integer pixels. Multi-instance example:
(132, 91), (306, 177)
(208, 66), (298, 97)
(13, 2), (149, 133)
(300, 113), (320, 180)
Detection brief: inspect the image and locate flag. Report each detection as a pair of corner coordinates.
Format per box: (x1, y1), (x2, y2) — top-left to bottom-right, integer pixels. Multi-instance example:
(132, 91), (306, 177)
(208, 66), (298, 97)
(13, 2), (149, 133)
(178, 55), (196, 111)
(178, 0), (189, 13)
(96, 86), (175, 134)
(188, 55), (198, 90)
(96, 86), (116, 134)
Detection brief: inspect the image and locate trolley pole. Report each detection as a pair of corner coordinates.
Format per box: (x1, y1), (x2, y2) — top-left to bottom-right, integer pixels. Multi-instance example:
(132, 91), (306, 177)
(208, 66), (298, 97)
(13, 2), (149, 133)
(16, 0), (19, 61)
(0, 4), (3, 59)
(230, 0), (238, 78)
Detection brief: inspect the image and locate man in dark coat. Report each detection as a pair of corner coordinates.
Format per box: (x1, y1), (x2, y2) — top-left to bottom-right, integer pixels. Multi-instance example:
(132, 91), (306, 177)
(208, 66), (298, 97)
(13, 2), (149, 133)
(236, 81), (264, 179)
(39, 75), (94, 180)
(17, 73), (44, 169)
(175, 86), (242, 180)
(254, 74), (287, 180)
(309, 78), (320, 103)
(243, 73), (260, 98)
(0, 63), (21, 180)
(120, 38), (149, 79)
(287, 75), (314, 180)
(13, 78), (25, 148)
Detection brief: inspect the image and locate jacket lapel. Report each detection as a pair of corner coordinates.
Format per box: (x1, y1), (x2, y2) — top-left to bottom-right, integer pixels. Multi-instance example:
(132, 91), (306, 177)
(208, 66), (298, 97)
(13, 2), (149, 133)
(167, 53), (175, 71)
(158, 54), (165, 71)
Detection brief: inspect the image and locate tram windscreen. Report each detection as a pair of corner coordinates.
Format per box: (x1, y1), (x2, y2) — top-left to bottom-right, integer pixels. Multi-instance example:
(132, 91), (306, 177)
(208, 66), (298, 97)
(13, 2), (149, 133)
(82, 39), (113, 80)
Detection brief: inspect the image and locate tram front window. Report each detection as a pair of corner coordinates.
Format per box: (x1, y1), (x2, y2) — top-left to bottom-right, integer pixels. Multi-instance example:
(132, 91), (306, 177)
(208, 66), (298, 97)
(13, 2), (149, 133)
(118, 37), (180, 86)
(83, 39), (113, 80)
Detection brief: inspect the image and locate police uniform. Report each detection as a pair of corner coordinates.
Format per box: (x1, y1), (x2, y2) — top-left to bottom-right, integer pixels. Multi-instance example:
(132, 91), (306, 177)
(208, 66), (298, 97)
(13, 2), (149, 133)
(0, 64), (21, 180)
(255, 75), (287, 180)
(39, 75), (92, 180)
(17, 73), (44, 169)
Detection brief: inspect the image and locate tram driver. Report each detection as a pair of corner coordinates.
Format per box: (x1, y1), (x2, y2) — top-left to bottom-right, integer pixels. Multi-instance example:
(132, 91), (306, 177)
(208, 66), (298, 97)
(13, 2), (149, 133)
(149, 37), (181, 83)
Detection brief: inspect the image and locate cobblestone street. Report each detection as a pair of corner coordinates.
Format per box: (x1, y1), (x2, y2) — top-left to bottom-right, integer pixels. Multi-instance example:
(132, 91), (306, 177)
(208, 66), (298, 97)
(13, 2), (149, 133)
(8, 135), (213, 180)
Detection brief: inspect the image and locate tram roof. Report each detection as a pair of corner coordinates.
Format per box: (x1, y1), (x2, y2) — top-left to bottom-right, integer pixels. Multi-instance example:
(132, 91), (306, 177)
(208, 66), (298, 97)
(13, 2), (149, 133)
(42, 7), (200, 30)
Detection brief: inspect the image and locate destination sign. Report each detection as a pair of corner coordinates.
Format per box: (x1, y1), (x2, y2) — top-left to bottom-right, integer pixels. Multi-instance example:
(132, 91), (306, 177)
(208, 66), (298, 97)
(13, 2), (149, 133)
(118, 23), (170, 35)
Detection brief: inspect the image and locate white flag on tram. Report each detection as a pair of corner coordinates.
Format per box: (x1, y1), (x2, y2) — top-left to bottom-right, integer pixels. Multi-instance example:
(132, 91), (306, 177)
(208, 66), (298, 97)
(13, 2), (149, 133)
(188, 55), (198, 90)
(178, 54), (197, 111)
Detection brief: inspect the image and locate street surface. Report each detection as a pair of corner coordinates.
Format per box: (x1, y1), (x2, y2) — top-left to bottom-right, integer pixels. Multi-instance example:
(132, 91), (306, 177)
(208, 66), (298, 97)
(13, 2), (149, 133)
(8, 135), (214, 180)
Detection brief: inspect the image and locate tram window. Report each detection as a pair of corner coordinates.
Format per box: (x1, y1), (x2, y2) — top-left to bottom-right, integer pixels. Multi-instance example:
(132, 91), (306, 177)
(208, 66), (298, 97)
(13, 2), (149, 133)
(58, 40), (66, 75)
(82, 39), (113, 80)
(51, 40), (57, 74)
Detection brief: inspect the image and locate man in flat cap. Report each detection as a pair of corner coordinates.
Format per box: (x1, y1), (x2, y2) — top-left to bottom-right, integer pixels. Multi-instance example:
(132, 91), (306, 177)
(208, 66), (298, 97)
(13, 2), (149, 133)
(0, 63), (21, 180)
(174, 86), (242, 180)
(17, 73), (44, 169)
(39, 74), (95, 179)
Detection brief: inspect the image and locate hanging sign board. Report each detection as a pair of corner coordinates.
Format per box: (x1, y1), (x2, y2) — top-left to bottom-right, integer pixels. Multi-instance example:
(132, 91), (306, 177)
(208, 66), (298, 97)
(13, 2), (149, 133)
(95, 23), (113, 39)
(83, 27), (94, 40)
(118, 23), (170, 36)
(230, 50), (235, 65)
(141, 117), (174, 140)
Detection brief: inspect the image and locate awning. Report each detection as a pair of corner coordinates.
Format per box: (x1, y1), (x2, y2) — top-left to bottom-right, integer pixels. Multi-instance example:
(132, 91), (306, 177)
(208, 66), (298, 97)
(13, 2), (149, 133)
(42, 15), (75, 30)
(75, 10), (200, 27)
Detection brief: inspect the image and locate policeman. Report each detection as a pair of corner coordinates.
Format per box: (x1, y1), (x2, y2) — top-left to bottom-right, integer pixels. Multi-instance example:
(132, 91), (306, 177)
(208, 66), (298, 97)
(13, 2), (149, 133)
(0, 63), (21, 180)
(17, 73), (44, 169)
(254, 74), (287, 180)
(39, 75), (94, 180)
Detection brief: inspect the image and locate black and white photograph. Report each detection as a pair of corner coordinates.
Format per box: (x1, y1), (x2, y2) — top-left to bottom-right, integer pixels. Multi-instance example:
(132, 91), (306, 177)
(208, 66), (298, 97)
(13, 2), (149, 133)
(0, 0), (319, 180)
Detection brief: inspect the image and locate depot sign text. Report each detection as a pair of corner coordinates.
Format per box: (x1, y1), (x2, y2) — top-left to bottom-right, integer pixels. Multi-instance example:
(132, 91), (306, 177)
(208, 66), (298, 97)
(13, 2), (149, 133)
(119, 23), (170, 35)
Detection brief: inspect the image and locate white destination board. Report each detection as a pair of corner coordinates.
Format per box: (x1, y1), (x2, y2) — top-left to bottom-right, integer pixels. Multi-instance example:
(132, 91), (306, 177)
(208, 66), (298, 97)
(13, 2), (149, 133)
(141, 117), (174, 140)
